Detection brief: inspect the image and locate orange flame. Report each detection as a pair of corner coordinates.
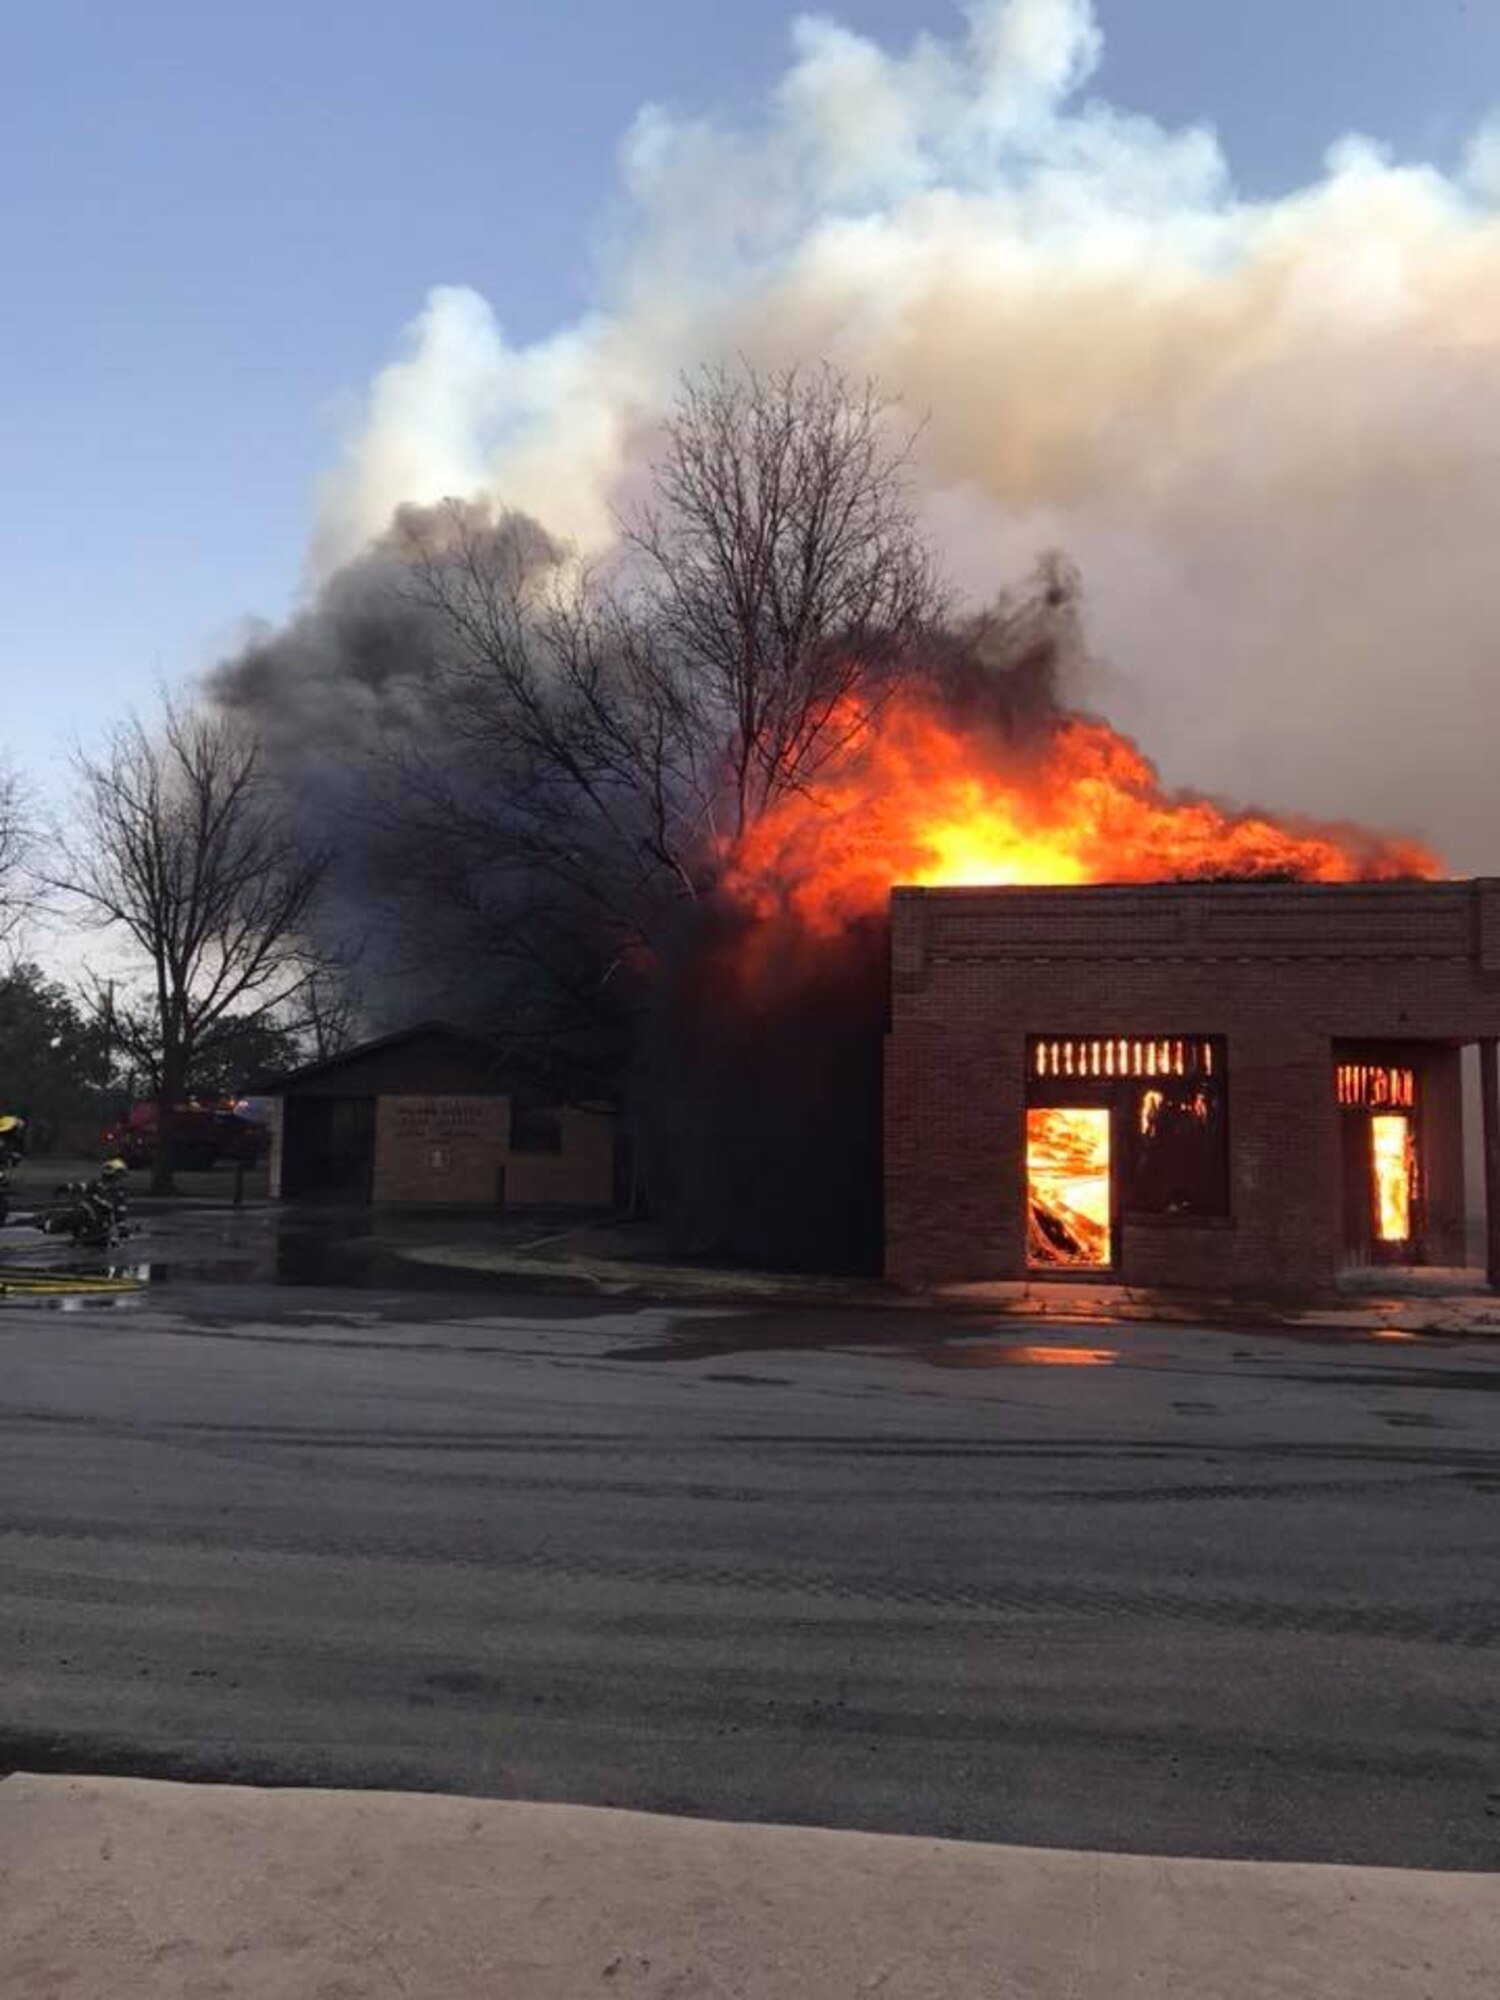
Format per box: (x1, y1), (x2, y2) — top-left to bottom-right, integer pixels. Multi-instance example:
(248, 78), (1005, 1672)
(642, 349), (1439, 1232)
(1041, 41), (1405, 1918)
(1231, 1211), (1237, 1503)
(1337, 1064), (1415, 1109)
(1026, 1105), (1112, 1269)
(722, 691), (1438, 933)
(1371, 1114), (1415, 1243)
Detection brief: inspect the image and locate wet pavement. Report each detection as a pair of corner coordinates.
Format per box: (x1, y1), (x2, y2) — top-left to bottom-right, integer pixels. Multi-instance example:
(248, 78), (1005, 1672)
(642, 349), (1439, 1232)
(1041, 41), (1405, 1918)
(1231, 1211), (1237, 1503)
(0, 1202), (513, 1292)
(2, 1203), (1500, 1867)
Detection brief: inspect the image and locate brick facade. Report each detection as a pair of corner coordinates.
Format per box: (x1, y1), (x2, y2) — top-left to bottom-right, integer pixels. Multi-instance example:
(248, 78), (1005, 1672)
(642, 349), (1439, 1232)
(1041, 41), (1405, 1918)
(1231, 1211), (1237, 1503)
(885, 880), (1500, 1293)
(373, 1095), (510, 1206)
(370, 1096), (616, 1208)
(504, 1109), (615, 1208)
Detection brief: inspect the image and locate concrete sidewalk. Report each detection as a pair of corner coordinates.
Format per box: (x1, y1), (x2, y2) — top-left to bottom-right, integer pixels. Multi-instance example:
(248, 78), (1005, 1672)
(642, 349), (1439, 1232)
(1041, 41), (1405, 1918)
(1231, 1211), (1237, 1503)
(2, 1776), (1496, 1998)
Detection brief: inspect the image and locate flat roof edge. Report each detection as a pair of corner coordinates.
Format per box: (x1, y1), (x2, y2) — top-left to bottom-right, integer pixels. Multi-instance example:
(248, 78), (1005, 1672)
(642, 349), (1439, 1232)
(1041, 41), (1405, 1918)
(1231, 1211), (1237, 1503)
(889, 877), (1494, 901)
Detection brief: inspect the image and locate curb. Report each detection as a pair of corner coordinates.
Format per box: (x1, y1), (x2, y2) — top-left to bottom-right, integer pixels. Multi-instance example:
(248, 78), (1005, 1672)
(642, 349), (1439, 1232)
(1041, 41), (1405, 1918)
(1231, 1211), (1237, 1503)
(395, 1244), (1500, 1335)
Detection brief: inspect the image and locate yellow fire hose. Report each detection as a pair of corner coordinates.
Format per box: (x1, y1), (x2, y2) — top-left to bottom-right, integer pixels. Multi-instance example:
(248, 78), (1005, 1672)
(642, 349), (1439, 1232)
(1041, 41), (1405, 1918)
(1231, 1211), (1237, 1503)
(0, 1265), (143, 1296)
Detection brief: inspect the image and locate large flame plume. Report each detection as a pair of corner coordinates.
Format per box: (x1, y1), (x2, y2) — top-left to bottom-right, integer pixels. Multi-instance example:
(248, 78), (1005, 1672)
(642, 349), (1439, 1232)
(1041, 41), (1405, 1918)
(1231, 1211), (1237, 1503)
(721, 687), (1438, 934)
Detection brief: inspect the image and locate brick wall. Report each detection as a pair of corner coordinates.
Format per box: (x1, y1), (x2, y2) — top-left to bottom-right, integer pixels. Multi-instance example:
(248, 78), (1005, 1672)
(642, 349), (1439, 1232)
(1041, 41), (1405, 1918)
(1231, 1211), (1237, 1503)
(1418, 1045), (1467, 1265)
(367, 1094), (616, 1209)
(1325, 1041), (1467, 1268)
(886, 880), (1500, 1291)
(505, 1109), (616, 1208)
(373, 1095), (509, 1206)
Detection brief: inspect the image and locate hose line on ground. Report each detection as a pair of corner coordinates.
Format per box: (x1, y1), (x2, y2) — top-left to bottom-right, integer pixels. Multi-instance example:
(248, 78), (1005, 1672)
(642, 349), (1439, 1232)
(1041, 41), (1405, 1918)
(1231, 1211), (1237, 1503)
(0, 1266), (143, 1295)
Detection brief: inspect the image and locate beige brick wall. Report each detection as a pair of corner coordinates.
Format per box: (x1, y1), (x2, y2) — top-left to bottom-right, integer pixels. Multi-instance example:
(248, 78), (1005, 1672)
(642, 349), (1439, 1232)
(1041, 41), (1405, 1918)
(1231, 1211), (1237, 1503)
(505, 1108), (616, 1207)
(373, 1095), (509, 1206)
(366, 1094), (616, 1209)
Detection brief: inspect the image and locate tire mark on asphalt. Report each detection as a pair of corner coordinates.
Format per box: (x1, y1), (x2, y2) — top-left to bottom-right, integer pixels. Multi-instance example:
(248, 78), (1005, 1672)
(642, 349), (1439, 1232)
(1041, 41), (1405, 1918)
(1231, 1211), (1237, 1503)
(4, 1519), (1496, 1647)
(5, 1406), (1500, 1473)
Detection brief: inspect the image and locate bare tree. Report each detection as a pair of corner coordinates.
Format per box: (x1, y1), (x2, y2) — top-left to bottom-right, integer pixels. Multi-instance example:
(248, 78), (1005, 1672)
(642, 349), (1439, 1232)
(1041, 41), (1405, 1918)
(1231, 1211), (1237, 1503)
(55, 697), (329, 1190)
(626, 361), (945, 839)
(302, 967), (363, 1064)
(0, 759), (34, 952)
(375, 364), (944, 1044)
(390, 502), (709, 936)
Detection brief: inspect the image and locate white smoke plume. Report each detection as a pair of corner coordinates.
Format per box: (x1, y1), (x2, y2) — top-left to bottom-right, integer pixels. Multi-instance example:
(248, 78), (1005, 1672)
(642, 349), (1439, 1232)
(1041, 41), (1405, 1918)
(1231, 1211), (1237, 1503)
(312, 0), (1500, 871)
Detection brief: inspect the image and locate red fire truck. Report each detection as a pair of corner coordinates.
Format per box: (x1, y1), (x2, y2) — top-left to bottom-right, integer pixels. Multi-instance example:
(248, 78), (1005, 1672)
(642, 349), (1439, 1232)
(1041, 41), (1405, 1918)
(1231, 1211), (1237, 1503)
(101, 1101), (268, 1172)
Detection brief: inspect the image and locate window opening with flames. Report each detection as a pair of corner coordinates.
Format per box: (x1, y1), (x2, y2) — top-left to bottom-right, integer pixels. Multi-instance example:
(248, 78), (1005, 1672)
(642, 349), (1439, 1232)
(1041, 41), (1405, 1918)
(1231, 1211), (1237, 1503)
(1369, 1115), (1416, 1245)
(1033, 1039), (1215, 1082)
(1025, 1106), (1112, 1268)
(1025, 1037), (1229, 1270)
(1335, 1062), (1419, 1249)
(1335, 1064), (1415, 1111)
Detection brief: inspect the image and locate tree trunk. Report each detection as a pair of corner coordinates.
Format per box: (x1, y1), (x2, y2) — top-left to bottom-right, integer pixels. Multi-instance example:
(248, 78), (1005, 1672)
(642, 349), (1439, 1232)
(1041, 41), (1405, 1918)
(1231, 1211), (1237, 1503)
(151, 1050), (184, 1196)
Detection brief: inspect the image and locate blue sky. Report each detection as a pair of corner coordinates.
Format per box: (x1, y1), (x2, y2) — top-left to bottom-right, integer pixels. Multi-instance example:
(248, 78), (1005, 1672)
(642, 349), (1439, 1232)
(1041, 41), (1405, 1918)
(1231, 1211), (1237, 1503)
(5, 0), (1498, 793)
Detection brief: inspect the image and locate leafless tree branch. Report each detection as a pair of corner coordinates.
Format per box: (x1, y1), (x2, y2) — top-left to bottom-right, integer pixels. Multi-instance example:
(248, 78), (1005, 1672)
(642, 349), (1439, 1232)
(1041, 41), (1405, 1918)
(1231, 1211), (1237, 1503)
(50, 695), (332, 1188)
(623, 360), (946, 839)
(0, 759), (37, 954)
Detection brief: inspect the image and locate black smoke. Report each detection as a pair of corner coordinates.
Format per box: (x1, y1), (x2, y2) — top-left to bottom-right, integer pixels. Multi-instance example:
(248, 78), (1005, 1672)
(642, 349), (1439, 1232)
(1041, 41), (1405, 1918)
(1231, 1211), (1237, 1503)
(211, 510), (1083, 1272)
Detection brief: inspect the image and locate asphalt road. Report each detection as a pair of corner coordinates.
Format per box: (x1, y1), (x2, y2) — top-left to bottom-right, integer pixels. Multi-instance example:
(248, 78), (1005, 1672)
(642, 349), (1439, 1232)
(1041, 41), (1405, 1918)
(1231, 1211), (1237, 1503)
(2, 1251), (1499, 1867)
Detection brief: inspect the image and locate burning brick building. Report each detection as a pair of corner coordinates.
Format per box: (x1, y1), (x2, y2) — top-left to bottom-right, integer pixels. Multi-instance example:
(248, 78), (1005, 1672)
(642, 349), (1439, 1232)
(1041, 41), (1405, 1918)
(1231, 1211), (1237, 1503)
(885, 878), (1500, 1295)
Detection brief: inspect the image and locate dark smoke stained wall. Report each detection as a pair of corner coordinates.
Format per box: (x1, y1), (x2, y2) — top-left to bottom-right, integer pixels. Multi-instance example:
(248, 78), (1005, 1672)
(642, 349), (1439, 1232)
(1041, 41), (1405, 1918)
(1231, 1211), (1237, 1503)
(886, 880), (1500, 1292)
(636, 912), (889, 1273)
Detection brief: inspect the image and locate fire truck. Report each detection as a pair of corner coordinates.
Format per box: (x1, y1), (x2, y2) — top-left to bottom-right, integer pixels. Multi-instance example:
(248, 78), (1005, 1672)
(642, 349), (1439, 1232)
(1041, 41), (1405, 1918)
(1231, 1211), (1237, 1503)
(101, 1100), (267, 1172)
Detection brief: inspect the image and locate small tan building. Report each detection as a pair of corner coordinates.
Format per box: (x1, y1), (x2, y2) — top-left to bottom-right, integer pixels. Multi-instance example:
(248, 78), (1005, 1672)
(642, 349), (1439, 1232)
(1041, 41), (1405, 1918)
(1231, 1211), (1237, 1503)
(266, 1024), (615, 1210)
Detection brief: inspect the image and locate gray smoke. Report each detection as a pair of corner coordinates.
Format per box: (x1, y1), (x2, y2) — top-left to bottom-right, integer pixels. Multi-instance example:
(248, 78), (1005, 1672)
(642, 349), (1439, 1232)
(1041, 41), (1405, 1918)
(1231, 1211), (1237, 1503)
(304, 0), (1499, 873)
(213, 504), (574, 1032)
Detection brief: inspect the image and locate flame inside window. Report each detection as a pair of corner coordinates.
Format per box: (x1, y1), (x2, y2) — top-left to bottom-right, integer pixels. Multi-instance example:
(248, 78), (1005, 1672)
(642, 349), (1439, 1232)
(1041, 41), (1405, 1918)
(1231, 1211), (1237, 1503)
(1337, 1064), (1415, 1109)
(1370, 1114), (1415, 1244)
(1033, 1038), (1214, 1081)
(1026, 1107), (1112, 1268)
